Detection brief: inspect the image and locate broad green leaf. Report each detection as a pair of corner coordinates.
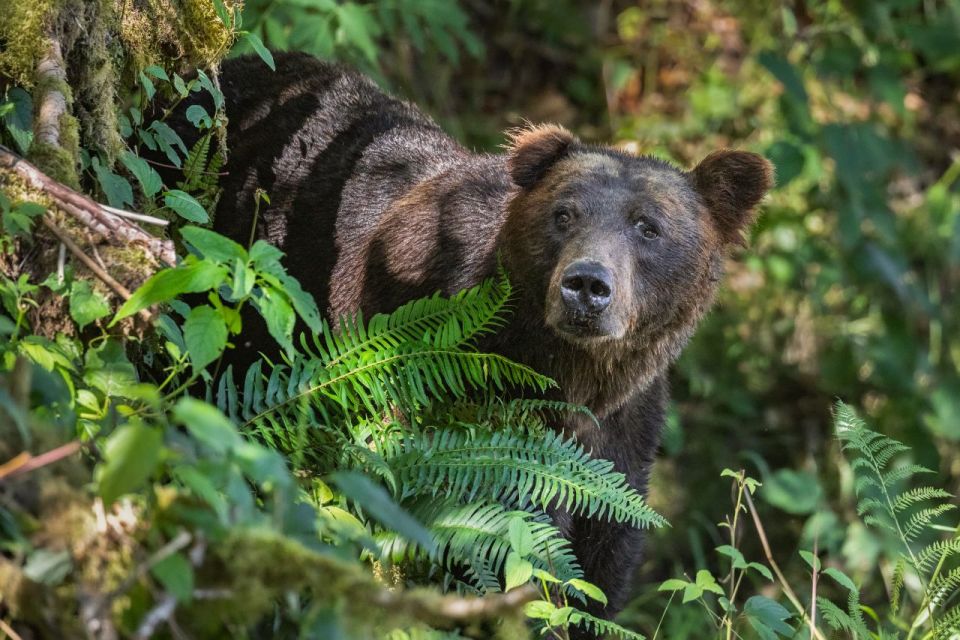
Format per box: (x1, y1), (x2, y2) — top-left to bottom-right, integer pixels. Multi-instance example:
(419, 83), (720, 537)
(83, 339), (138, 398)
(255, 287), (295, 353)
(508, 516), (534, 557)
(761, 469), (822, 515)
(716, 544), (747, 568)
(92, 157), (134, 209)
(744, 596), (794, 639)
(144, 65), (169, 81)
(151, 552), (194, 602)
(164, 190), (209, 223)
(504, 551), (533, 591)
(658, 578), (690, 592)
(185, 104), (212, 129)
(23, 549), (72, 586)
(169, 397), (249, 454)
(524, 600), (556, 620)
(695, 569), (724, 595)
(120, 151), (163, 198)
(330, 471), (435, 554)
(183, 305), (227, 370)
(113, 260), (228, 322)
(180, 225), (247, 263)
(69, 280), (111, 329)
(97, 421), (163, 505)
(566, 578), (607, 605)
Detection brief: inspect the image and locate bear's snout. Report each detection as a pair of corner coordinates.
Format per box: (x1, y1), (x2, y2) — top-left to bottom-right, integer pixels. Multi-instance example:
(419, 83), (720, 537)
(560, 261), (613, 316)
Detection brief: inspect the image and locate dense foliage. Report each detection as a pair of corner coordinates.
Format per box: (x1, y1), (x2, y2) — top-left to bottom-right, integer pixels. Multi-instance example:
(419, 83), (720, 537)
(1, 0), (958, 638)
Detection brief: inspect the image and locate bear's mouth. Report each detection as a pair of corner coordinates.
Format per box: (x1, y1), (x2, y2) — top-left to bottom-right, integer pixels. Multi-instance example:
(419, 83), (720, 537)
(554, 316), (617, 342)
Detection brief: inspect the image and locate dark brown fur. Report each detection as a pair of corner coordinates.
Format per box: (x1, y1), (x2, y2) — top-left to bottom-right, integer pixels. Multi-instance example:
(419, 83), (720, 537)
(163, 53), (773, 633)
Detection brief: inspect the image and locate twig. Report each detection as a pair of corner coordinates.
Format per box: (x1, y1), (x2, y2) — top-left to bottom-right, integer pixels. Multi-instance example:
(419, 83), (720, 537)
(100, 205), (170, 227)
(0, 618), (24, 640)
(57, 242), (66, 284)
(104, 531), (193, 605)
(133, 593), (177, 640)
(41, 216), (154, 324)
(0, 441), (81, 481)
(743, 490), (828, 640)
(0, 145), (175, 266)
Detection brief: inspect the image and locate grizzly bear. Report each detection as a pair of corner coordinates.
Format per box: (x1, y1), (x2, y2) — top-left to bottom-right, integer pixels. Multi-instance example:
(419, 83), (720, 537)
(171, 52), (773, 627)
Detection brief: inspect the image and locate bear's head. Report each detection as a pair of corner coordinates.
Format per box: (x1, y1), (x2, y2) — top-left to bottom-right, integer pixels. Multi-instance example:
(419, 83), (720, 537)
(501, 124), (773, 384)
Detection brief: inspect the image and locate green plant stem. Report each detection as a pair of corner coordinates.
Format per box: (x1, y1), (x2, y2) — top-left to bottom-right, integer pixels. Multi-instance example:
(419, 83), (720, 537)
(743, 490), (828, 640)
(724, 473), (747, 640)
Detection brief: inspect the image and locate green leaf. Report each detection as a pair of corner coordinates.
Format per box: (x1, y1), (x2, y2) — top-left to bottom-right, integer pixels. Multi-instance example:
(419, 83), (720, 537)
(23, 549), (72, 586)
(658, 578), (690, 592)
(566, 578), (607, 605)
(524, 600), (556, 620)
(92, 157), (134, 209)
(150, 121), (188, 166)
(113, 260), (228, 322)
(69, 280), (111, 329)
(173, 398), (244, 454)
(255, 286), (295, 353)
(695, 569), (724, 596)
(716, 544), (747, 569)
(183, 305), (228, 370)
(504, 551), (533, 591)
(744, 596), (794, 639)
(275, 272), (321, 333)
(799, 549), (821, 572)
(241, 32), (275, 70)
(164, 190), (209, 223)
(508, 515), (534, 556)
(144, 65), (169, 81)
(335, 3), (379, 63)
(138, 71), (156, 100)
(758, 51), (808, 104)
(151, 552), (194, 602)
(120, 151), (163, 198)
(330, 471), (436, 554)
(83, 339), (138, 398)
(823, 567), (858, 593)
(180, 226), (246, 263)
(185, 104), (212, 129)
(97, 421), (163, 505)
(761, 469), (822, 515)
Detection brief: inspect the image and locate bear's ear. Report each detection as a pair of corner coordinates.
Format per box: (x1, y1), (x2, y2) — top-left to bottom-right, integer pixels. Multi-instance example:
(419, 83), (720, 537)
(507, 124), (578, 189)
(690, 150), (774, 245)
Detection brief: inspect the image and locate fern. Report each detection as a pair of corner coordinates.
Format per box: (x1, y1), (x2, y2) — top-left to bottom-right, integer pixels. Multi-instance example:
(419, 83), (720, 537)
(179, 131), (211, 192)
(378, 499), (583, 595)
(835, 401), (960, 633)
(566, 609), (646, 640)
(379, 429), (665, 529)
(835, 402), (955, 561)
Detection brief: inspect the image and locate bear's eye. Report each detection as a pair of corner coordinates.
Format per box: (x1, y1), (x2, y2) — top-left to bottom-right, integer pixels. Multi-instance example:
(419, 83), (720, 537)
(553, 206), (573, 229)
(635, 217), (660, 240)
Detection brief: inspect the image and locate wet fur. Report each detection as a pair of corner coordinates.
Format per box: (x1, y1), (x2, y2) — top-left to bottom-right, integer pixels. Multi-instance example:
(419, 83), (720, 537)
(164, 52), (772, 630)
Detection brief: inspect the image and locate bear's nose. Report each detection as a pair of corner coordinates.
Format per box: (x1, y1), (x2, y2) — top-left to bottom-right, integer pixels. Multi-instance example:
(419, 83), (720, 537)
(561, 261), (613, 315)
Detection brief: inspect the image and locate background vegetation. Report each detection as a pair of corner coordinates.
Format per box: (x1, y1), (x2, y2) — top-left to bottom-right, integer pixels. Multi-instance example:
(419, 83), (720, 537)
(1, 0), (959, 638)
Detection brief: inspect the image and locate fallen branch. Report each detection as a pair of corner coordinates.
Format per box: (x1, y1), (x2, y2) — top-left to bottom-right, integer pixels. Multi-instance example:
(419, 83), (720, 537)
(0, 145), (176, 266)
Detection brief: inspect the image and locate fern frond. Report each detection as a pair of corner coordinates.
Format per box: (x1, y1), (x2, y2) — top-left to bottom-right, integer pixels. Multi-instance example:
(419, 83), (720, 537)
(892, 557), (907, 613)
(904, 505), (957, 542)
(932, 604), (960, 639)
(917, 539), (960, 573)
(305, 269), (512, 366)
(179, 131), (211, 192)
(567, 609), (645, 640)
(895, 488), (955, 514)
(929, 567), (960, 607)
(817, 597), (853, 632)
(381, 429), (666, 529)
(378, 499), (582, 595)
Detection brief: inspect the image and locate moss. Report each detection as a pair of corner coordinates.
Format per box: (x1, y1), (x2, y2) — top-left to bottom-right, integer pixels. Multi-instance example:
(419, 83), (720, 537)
(119, 0), (240, 72)
(0, 1), (64, 88)
(27, 142), (80, 190)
